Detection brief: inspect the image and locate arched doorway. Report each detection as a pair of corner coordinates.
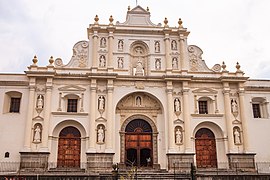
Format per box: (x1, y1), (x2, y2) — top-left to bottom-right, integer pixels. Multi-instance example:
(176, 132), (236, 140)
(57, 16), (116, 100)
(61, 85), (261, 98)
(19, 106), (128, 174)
(125, 119), (152, 167)
(57, 126), (81, 168)
(195, 128), (217, 168)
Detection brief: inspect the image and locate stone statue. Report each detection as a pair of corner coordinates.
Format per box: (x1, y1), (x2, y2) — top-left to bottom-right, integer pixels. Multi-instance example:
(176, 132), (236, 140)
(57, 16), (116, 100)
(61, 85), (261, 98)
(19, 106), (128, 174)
(171, 40), (177, 50)
(37, 95), (44, 109)
(97, 126), (104, 143)
(175, 128), (182, 144)
(155, 59), (161, 70)
(155, 41), (160, 52)
(231, 99), (238, 113)
(174, 98), (180, 112)
(118, 40), (123, 50)
(234, 128), (241, 144)
(135, 59), (144, 76)
(172, 57), (178, 69)
(99, 55), (106, 67)
(136, 96), (142, 106)
(33, 125), (41, 143)
(100, 37), (106, 47)
(118, 58), (123, 68)
(98, 96), (105, 110)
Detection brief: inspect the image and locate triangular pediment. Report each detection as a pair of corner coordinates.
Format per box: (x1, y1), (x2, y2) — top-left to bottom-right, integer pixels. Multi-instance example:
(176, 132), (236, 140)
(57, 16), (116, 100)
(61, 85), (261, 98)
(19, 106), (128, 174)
(58, 85), (86, 92)
(192, 87), (218, 94)
(129, 6), (149, 14)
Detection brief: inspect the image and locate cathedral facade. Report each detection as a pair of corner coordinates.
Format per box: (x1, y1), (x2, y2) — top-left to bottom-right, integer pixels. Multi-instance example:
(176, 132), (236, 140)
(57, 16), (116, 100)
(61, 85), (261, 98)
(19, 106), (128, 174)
(1, 6), (270, 173)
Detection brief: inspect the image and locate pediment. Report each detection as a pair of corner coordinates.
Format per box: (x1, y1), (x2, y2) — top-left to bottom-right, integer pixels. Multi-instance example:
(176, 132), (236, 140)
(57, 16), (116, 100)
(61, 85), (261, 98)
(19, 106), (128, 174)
(192, 87), (218, 94)
(58, 85), (86, 92)
(130, 6), (149, 14)
(96, 117), (107, 122)
(174, 119), (184, 124)
(32, 115), (44, 121)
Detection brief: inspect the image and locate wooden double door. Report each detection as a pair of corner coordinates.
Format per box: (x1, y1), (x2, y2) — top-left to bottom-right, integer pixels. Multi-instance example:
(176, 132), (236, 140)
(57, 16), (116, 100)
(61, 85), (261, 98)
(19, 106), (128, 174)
(195, 128), (217, 168)
(125, 119), (153, 167)
(57, 126), (81, 168)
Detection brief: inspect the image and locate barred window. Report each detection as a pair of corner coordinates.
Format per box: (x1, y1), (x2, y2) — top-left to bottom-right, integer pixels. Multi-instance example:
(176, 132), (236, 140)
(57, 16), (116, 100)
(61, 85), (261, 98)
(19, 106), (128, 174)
(67, 99), (78, 112)
(252, 104), (261, 118)
(199, 101), (208, 114)
(9, 98), (21, 113)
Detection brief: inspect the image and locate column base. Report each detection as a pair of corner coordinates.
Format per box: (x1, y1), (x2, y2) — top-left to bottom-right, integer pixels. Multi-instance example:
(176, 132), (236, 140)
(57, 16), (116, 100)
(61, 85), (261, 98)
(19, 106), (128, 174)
(86, 152), (114, 172)
(227, 153), (256, 171)
(20, 152), (50, 171)
(167, 153), (195, 172)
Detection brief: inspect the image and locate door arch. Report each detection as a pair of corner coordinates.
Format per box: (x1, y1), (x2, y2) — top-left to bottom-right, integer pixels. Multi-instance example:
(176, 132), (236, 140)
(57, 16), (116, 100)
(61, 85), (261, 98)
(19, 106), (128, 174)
(125, 119), (152, 167)
(57, 126), (81, 168)
(195, 128), (217, 168)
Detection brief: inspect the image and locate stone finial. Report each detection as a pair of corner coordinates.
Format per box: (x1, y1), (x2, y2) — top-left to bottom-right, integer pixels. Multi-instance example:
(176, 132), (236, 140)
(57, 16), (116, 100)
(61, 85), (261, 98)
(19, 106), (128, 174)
(222, 61), (226, 71)
(164, 17), (169, 28)
(128, 6), (130, 11)
(109, 15), (114, 25)
(94, 15), (99, 24)
(236, 62), (241, 72)
(147, 7), (149, 11)
(49, 56), (54, 65)
(32, 55), (38, 65)
(178, 18), (183, 28)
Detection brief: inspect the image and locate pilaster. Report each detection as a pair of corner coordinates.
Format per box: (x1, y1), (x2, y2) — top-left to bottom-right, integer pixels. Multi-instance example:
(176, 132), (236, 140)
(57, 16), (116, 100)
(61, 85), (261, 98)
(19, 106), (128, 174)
(106, 79), (114, 152)
(166, 81), (174, 151)
(107, 26), (115, 72)
(164, 29), (172, 74)
(88, 79), (97, 152)
(182, 82), (191, 152)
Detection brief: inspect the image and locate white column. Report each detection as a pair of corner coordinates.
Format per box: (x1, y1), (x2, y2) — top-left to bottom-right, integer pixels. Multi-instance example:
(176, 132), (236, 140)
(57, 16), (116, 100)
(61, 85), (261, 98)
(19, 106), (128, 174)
(92, 32), (99, 71)
(107, 30), (114, 72)
(238, 89), (250, 152)
(179, 35), (189, 74)
(88, 79), (97, 152)
(164, 32), (171, 73)
(22, 79), (36, 151)
(166, 81), (174, 151)
(223, 86), (234, 152)
(182, 83), (191, 152)
(106, 80), (114, 152)
(41, 78), (53, 151)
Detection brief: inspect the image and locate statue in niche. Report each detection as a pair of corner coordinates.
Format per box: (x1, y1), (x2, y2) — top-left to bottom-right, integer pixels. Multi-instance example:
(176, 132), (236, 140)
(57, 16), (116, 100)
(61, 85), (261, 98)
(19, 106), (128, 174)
(171, 40), (177, 50)
(175, 128), (182, 144)
(99, 55), (106, 67)
(155, 41), (160, 53)
(118, 40), (123, 50)
(97, 126), (105, 143)
(155, 59), (161, 70)
(172, 57), (178, 69)
(98, 96), (105, 111)
(136, 96), (142, 106)
(36, 95), (44, 109)
(234, 128), (241, 144)
(100, 37), (106, 47)
(33, 125), (42, 143)
(231, 99), (238, 113)
(118, 57), (124, 68)
(174, 98), (181, 112)
(135, 59), (144, 76)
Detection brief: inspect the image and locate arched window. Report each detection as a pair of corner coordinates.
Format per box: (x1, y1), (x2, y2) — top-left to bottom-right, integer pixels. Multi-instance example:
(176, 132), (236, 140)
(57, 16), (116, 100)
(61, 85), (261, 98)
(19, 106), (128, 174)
(251, 97), (268, 118)
(4, 152), (9, 158)
(3, 91), (22, 113)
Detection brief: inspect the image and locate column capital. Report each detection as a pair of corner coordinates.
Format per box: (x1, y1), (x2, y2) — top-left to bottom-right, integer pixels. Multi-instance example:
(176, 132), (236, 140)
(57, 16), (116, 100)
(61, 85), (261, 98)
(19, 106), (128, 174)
(222, 89), (230, 94)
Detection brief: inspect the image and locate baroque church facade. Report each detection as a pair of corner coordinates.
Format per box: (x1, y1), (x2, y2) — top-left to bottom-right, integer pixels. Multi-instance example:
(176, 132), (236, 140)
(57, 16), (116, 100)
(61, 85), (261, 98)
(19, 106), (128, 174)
(1, 6), (270, 172)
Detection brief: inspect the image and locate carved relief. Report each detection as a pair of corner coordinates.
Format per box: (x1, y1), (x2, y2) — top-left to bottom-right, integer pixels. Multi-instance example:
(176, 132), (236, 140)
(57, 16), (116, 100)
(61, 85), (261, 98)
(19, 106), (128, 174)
(33, 123), (42, 143)
(130, 41), (149, 76)
(188, 45), (212, 72)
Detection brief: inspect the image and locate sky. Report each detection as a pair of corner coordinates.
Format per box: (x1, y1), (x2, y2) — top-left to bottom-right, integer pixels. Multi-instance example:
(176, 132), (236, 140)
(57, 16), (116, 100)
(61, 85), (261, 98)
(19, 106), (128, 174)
(0, 0), (270, 79)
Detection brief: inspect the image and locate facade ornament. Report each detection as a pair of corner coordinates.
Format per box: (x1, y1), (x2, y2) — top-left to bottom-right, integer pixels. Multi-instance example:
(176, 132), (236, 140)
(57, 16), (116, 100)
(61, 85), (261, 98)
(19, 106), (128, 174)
(171, 40), (177, 50)
(233, 127), (241, 145)
(118, 40), (124, 51)
(99, 55), (106, 67)
(33, 124), (42, 143)
(178, 18), (183, 28)
(98, 96), (105, 115)
(100, 37), (106, 47)
(128, 6), (130, 11)
(36, 94), (44, 114)
(118, 57), (124, 68)
(164, 17), (169, 28)
(147, 7), (149, 11)
(175, 127), (183, 144)
(135, 58), (144, 76)
(221, 61), (227, 71)
(97, 125), (105, 143)
(49, 56), (54, 65)
(236, 62), (242, 72)
(94, 15), (99, 24)
(109, 15), (114, 25)
(154, 41), (160, 53)
(174, 98), (181, 116)
(32, 55), (38, 65)
(155, 58), (161, 70)
(172, 57), (178, 69)
(231, 98), (239, 119)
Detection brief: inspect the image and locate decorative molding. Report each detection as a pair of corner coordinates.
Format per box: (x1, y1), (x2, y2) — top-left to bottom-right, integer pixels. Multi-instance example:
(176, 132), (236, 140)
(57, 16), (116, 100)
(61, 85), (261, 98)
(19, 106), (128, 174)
(58, 85), (86, 92)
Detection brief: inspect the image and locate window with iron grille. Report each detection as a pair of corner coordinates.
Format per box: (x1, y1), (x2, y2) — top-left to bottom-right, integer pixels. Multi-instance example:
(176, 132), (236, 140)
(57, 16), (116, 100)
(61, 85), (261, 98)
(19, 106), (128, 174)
(252, 104), (261, 118)
(199, 100), (208, 114)
(67, 99), (78, 112)
(9, 97), (21, 113)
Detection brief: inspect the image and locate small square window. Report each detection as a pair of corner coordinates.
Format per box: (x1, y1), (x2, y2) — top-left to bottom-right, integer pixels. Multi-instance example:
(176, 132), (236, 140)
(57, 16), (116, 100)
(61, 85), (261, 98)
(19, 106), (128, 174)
(9, 98), (21, 113)
(199, 101), (208, 114)
(67, 99), (78, 112)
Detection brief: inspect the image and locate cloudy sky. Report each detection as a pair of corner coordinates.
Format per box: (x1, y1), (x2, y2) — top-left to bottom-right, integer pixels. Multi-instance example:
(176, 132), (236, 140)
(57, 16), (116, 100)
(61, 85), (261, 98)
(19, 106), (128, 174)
(0, 0), (270, 79)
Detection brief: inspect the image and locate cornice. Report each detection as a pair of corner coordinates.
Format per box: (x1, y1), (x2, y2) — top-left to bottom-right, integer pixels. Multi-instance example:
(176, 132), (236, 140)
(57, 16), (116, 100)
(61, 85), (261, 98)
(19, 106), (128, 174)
(0, 81), (29, 86)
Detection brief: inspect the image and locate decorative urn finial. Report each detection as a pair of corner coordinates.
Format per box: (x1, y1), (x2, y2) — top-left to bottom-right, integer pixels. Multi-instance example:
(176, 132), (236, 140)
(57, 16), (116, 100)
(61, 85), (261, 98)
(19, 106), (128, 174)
(32, 55), (38, 65)
(49, 56), (54, 65)
(236, 62), (241, 71)
(128, 6), (130, 11)
(222, 61), (226, 71)
(94, 15), (99, 24)
(147, 7), (149, 11)
(109, 15), (114, 25)
(164, 17), (169, 27)
(178, 18), (183, 28)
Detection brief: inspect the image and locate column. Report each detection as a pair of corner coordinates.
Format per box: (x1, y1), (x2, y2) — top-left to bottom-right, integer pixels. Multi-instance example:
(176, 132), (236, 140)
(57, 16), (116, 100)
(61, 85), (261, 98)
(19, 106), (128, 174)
(164, 32), (171, 73)
(22, 78), (36, 151)
(92, 31), (99, 70)
(41, 78), (53, 151)
(238, 88), (250, 152)
(166, 81), (174, 151)
(223, 84), (234, 152)
(107, 29), (115, 72)
(182, 82), (191, 152)
(106, 80), (114, 152)
(88, 79), (97, 151)
(179, 35), (188, 74)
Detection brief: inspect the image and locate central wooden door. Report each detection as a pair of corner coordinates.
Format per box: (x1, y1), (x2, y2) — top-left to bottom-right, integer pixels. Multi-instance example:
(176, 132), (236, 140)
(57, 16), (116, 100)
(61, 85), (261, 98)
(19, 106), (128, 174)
(57, 126), (81, 168)
(195, 128), (217, 168)
(125, 119), (152, 167)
